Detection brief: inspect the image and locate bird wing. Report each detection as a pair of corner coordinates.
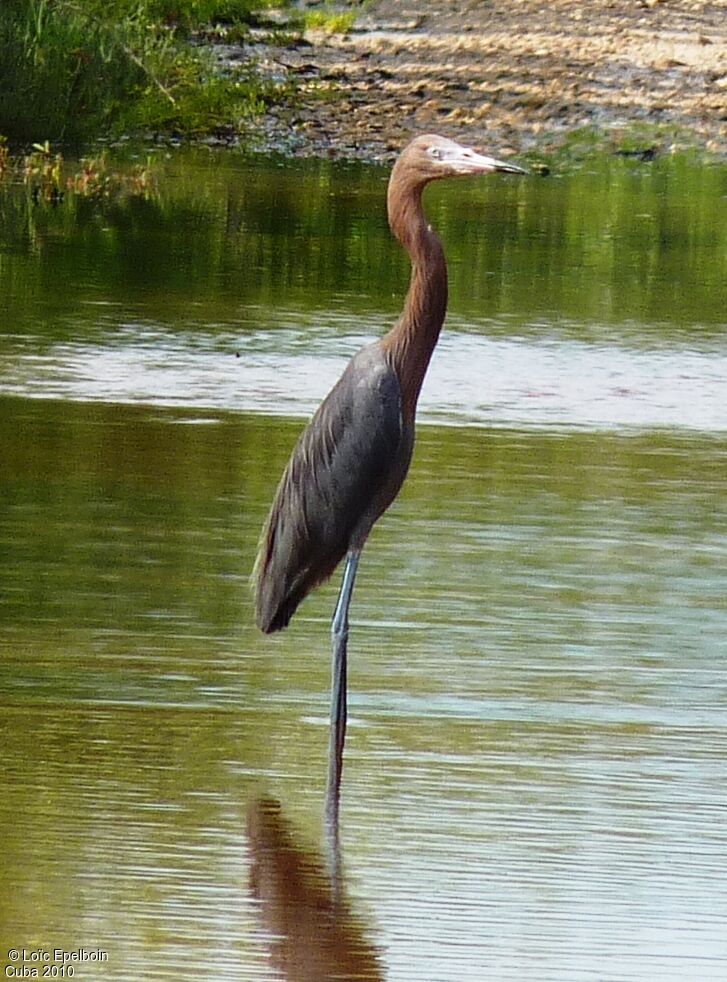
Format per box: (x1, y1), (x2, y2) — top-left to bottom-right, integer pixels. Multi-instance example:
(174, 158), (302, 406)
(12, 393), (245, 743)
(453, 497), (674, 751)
(254, 343), (409, 633)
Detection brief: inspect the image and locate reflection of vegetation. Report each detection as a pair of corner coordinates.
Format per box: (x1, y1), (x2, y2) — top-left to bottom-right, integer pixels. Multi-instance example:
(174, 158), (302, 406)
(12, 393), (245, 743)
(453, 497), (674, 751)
(0, 136), (9, 179)
(0, 149), (725, 339)
(0, 0), (288, 146)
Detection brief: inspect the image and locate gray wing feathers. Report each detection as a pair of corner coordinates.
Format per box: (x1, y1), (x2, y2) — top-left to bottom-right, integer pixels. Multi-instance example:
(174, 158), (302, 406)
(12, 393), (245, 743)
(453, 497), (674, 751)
(254, 345), (406, 633)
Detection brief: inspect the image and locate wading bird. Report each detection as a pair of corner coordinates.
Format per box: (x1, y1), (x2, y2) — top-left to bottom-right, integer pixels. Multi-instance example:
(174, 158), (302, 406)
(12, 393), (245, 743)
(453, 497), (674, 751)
(253, 134), (526, 818)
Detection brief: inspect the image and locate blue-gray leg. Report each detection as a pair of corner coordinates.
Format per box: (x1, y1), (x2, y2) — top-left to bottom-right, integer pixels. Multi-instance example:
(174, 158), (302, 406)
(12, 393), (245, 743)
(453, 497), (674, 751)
(325, 550), (360, 844)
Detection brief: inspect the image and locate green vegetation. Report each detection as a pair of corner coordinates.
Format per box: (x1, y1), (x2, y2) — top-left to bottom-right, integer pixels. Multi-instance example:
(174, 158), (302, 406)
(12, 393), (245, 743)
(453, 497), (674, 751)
(0, 138), (157, 205)
(0, 0), (288, 147)
(304, 9), (356, 34)
(532, 121), (707, 170)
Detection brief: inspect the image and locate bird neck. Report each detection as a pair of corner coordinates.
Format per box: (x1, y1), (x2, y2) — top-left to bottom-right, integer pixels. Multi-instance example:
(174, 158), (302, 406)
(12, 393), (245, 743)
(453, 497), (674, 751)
(381, 180), (448, 422)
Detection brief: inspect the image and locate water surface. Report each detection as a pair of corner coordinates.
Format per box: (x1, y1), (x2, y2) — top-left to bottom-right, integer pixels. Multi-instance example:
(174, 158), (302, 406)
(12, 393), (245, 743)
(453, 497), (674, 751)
(1, 149), (726, 980)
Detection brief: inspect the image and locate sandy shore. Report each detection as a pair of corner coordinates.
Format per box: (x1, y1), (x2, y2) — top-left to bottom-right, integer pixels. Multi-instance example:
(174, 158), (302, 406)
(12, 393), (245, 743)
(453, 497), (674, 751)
(243, 0), (726, 160)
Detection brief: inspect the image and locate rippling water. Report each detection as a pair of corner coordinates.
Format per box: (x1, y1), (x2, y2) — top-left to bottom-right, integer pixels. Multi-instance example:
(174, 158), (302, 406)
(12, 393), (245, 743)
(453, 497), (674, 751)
(2, 316), (726, 431)
(2, 397), (725, 980)
(1, 149), (726, 980)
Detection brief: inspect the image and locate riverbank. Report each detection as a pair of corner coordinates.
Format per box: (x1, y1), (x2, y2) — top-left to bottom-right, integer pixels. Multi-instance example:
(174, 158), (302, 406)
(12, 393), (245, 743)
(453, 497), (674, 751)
(240, 0), (727, 161)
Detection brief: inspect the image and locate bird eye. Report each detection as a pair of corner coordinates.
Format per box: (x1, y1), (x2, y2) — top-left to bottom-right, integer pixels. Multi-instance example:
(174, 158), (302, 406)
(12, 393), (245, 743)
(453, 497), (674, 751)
(429, 147), (442, 160)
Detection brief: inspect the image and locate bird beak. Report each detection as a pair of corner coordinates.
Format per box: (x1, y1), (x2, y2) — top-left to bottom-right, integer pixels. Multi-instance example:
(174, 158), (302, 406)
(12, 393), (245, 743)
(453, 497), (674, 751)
(450, 146), (528, 176)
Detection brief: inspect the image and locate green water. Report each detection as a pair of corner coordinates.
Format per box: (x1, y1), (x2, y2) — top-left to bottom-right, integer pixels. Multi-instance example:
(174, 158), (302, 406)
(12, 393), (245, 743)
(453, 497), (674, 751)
(1, 149), (726, 980)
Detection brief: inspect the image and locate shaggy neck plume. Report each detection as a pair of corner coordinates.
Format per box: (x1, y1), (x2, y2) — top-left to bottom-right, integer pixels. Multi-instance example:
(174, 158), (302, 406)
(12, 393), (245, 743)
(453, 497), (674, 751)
(381, 172), (448, 422)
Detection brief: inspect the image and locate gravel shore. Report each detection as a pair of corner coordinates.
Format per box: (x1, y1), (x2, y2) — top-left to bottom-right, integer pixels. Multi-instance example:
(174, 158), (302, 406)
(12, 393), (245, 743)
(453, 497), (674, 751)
(242, 0), (726, 160)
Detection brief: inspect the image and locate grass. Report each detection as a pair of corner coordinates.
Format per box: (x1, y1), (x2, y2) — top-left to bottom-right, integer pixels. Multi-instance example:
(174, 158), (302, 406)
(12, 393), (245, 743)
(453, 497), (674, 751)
(0, 0), (288, 147)
(523, 121), (711, 175)
(304, 9), (356, 35)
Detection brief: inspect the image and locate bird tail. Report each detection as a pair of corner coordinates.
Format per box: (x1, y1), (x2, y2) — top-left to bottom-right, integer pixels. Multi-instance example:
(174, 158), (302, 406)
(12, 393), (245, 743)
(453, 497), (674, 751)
(250, 513), (328, 634)
(251, 531), (286, 633)
(251, 511), (339, 634)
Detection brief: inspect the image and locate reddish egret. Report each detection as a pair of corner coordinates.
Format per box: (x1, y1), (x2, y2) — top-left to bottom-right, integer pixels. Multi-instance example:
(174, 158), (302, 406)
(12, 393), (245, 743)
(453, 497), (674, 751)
(253, 134), (526, 814)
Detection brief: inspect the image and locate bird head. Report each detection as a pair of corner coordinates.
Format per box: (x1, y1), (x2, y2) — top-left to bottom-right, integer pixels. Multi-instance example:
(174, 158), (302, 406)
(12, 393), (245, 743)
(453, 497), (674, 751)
(395, 134), (527, 185)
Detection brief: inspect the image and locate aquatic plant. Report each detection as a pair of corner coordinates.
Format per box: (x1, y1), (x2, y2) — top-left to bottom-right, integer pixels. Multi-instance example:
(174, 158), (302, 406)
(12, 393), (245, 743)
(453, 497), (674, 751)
(0, 137), (156, 203)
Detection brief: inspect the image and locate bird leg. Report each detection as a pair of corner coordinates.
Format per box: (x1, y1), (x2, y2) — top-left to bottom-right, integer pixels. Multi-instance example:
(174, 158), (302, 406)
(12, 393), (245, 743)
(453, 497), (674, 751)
(325, 549), (360, 836)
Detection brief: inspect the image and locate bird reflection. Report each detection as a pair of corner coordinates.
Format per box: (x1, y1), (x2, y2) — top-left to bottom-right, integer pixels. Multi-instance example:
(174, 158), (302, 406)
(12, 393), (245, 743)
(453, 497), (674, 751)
(246, 797), (383, 981)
